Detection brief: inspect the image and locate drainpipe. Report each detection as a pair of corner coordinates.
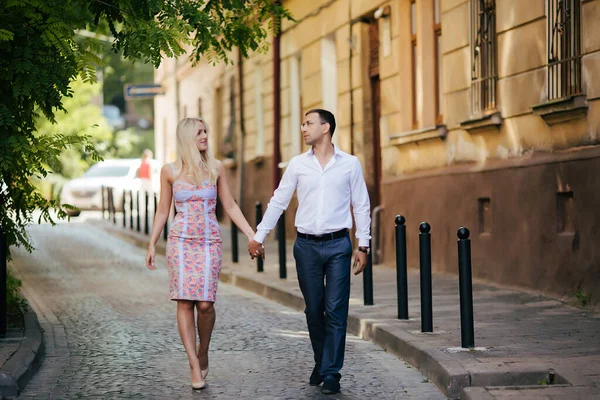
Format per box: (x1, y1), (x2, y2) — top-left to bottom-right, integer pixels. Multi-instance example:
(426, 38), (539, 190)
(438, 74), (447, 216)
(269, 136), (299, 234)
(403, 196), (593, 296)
(172, 61), (180, 162)
(272, 3), (282, 190)
(349, 2), (354, 155)
(237, 48), (246, 210)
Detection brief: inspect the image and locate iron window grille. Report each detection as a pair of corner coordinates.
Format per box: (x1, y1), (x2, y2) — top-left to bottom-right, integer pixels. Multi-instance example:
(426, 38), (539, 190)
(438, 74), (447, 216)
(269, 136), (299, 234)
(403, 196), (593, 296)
(547, 0), (582, 101)
(470, 0), (497, 116)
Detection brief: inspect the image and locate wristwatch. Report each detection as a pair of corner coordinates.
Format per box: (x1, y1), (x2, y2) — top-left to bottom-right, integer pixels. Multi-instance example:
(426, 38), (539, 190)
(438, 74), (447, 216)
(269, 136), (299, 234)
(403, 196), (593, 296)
(358, 246), (370, 255)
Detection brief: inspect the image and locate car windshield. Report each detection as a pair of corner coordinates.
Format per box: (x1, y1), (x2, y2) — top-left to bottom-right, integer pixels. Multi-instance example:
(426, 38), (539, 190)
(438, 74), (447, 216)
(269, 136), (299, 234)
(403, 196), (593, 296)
(84, 164), (132, 178)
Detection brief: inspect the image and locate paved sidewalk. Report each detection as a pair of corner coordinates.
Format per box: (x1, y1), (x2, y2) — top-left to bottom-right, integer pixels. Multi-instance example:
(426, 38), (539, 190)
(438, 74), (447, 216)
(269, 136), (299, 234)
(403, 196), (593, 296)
(101, 220), (600, 399)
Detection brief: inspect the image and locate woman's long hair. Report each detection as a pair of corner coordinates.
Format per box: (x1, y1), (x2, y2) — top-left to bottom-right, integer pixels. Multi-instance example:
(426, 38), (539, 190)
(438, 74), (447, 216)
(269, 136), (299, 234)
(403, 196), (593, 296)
(174, 118), (219, 186)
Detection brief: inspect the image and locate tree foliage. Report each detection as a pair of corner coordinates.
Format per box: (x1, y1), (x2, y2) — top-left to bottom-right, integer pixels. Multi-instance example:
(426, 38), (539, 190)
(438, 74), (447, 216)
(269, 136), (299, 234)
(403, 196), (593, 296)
(0, 0), (292, 256)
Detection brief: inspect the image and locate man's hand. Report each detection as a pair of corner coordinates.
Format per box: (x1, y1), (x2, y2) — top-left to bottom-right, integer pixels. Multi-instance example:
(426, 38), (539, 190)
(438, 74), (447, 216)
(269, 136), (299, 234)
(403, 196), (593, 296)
(248, 240), (265, 260)
(352, 250), (368, 275)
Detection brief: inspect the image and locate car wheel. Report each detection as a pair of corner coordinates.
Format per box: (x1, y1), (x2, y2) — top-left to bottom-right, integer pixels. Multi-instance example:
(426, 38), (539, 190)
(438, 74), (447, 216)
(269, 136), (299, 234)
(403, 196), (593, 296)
(66, 210), (81, 217)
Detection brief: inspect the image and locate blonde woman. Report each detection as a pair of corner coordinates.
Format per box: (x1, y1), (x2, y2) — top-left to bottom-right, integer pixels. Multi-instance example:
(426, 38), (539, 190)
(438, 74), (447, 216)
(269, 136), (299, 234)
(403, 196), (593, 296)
(145, 118), (262, 390)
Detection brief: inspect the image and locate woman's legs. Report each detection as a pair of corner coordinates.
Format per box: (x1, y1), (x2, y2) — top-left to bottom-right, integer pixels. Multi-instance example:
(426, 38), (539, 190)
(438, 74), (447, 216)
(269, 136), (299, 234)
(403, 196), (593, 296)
(196, 301), (215, 371)
(176, 300), (204, 384)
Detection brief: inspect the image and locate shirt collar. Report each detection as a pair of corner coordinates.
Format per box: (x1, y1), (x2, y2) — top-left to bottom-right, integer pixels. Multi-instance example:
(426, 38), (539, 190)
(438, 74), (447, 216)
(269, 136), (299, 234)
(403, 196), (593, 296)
(308, 144), (342, 158)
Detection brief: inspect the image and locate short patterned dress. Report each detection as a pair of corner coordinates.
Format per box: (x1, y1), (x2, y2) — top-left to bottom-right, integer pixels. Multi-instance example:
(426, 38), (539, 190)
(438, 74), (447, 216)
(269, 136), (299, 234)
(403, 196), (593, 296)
(165, 166), (222, 302)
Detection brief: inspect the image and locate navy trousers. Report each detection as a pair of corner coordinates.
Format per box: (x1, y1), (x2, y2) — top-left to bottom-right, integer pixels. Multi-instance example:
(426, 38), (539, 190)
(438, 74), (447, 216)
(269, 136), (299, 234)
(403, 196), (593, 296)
(293, 233), (353, 379)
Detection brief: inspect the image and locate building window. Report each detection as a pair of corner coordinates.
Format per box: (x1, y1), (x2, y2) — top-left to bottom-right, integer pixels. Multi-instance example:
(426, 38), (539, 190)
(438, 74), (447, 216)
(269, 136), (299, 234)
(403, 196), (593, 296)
(213, 86), (223, 157)
(410, 0), (418, 128)
(254, 65), (265, 157)
(434, 0), (443, 124)
(321, 35), (338, 145)
(470, 0), (497, 115)
(547, 0), (582, 101)
(222, 77), (236, 159)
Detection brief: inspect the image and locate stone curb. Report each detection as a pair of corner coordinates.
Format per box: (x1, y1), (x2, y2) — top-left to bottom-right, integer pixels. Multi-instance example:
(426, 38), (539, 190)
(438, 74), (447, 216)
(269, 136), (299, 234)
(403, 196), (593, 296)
(97, 221), (570, 399)
(98, 222), (469, 397)
(0, 306), (44, 399)
(218, 269), (469, 398)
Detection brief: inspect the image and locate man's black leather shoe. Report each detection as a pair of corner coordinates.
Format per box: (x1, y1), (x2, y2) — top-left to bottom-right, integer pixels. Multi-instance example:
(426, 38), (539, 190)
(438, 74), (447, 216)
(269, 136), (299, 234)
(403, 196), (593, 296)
(309, 365), (322, 386)
(321, 375), (341, 394)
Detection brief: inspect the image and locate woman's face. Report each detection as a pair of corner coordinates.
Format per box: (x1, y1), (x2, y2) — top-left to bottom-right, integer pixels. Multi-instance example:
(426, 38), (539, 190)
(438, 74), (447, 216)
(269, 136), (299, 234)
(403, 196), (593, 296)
(195, 121), (208, 151)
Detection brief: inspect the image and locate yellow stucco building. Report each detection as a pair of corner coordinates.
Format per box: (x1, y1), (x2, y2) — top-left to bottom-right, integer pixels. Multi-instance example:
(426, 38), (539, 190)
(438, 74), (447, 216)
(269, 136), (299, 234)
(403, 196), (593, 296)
(155, 0), (600, 305)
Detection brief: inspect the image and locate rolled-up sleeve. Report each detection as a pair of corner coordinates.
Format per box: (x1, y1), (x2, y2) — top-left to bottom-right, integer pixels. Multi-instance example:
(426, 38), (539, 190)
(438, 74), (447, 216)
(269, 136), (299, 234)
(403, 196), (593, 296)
(253, 158), (298, 244)
(350, 158), (371, 247)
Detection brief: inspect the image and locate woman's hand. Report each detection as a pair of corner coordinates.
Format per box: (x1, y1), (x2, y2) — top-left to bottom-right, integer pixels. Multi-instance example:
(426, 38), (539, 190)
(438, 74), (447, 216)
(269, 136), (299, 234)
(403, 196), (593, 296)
(146, 245), (156, 270)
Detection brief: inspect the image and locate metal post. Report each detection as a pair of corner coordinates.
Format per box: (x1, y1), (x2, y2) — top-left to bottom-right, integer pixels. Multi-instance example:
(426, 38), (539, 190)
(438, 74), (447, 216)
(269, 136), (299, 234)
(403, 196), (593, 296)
(458, 227), (475, 348)
(129, 190), (134, 230)
(136, 191), (141, 232)
(419, 222), (433, 333)
(110, 188), (116, 224)
(107, 188), (111, 223)
(0, 230), (7, 336)
(255, 202), (263, 272)
(396, 215), (409, 319)
(144, 192), (149, 235)
(363, 239), (374, 305)
(163, 208), (169, 241)
(101, 185), (106, 220)
(122, 189), (126, 227)
(231, 218), (239, 263)
(153, 193), (158, 220)
(278, 211), (286, 279)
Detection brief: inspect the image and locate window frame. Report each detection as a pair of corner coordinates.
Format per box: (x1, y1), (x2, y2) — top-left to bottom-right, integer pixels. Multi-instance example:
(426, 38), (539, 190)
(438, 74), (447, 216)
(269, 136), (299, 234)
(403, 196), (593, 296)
(547, 0), (582, 101)
(470, 0), (498, 116)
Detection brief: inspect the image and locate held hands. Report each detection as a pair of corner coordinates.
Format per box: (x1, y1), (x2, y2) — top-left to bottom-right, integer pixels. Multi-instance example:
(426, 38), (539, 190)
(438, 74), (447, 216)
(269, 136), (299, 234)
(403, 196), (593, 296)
(146, 245), (156, 270)
(248, 240), (265, 260)
(352, 249), (367, 275)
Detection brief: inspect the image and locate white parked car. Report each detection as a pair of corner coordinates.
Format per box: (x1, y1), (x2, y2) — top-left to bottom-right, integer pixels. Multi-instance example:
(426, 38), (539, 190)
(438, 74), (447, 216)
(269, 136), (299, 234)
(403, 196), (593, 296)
(60, 158), (161, 216)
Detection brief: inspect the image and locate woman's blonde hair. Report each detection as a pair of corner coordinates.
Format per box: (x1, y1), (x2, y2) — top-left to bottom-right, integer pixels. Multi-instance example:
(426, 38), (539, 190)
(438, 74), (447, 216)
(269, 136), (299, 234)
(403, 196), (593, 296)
(174, 117), (219, 185)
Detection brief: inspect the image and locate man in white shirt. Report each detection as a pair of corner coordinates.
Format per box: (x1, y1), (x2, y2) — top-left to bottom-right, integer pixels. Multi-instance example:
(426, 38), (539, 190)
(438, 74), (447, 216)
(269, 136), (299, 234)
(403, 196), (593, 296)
(248, 109), (371, 394)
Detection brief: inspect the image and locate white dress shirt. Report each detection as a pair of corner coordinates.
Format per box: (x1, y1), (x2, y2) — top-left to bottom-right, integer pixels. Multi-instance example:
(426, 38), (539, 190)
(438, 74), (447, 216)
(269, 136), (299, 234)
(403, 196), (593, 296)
(254, 146), (371, 247)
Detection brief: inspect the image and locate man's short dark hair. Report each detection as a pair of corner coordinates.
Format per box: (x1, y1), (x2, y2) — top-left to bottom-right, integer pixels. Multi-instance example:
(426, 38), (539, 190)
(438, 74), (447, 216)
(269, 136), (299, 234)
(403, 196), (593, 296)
(305, 108), (336, 137)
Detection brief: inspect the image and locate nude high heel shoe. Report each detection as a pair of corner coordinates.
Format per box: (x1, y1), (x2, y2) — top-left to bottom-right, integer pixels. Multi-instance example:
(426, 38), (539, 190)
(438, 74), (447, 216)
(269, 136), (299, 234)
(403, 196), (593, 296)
(191, 381), (206, 390)
(197, 344), (209, 378)
(191, 364), (206, 390)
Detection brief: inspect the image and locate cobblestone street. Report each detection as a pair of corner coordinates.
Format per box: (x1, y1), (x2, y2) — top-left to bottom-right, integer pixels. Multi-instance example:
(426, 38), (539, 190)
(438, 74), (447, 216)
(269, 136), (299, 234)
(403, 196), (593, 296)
(9, 222), (444, 399)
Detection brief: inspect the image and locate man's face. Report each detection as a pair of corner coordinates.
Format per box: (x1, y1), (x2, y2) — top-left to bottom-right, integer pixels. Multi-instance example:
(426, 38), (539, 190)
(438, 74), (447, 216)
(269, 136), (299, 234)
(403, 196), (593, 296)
(301, 113), (328, 146)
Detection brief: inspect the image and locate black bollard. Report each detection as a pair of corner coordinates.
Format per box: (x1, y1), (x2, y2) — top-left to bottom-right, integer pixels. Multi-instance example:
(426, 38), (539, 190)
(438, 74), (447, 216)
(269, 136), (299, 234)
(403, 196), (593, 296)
(395, 215), (409, 319)
(278, 211), (286, 279)
(144, 192), (149, 235)
(101, 186), (106, 220)
(419, 222), (433, 333)
(110, 188), (116, 224)
(255, 202), (263, 273)
(153, 193), (158, 220)
(129, 190), (134, 230)
(0, 230), (7, 336)
(122, 189), (127, 227)
(136, 191), (141, 232)
(458, 227), (475, 348)
(231, 218), (239, 263)
(163, 205), (170, 241)
(363, 239), (374, 306)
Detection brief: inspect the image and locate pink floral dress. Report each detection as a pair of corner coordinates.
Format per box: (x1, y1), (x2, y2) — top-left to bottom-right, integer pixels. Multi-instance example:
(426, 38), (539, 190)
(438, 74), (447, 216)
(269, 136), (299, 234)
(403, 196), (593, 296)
(165, 168), (222, 302)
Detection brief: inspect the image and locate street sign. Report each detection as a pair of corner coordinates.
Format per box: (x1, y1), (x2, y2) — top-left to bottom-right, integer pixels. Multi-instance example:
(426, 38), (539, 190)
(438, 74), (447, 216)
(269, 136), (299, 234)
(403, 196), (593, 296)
(124, 84), (165, 100)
